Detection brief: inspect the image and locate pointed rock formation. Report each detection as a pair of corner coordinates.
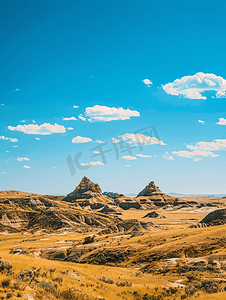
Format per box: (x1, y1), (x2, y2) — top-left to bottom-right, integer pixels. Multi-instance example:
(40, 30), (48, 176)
(64, 176), (102, 201)
(137, 181), (164, 197)
(136, 181), (176, 207)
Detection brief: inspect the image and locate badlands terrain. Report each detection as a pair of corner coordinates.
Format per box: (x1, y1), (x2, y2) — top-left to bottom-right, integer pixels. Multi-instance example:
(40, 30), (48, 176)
(1, 177), (226, 299)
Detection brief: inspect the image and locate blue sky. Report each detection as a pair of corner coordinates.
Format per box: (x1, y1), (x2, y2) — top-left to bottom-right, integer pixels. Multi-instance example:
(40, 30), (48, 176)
(1, 0), (226, 195)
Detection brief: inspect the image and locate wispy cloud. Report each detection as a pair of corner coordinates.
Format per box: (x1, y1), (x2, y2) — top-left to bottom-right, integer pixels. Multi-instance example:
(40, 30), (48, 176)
(142, 79), (153, 87)
(95, 139), (106, 144)
(173, 150), (218, 158)
(198, 120), (205, 124)
(136, 154), (152, 158)
(67, 127), (74, 130)
(216, 118), (226, 125)
(79, 114), (86, 121)
(8, 123), (66, 135)
(0, 172), (6, 174)
(0, 136), (18, 143)
(193, 158), (203, 162)
(73, 105), (79, 108)
(20, 119), (26, 123)
(13, 88), (21, 92)
(163, 152), (174, 160)
(17, 157), (30, 161)
(23, 165), (31, 169)
(84, 105), (140, 122)
(63, 116), (77, 121)
(172, 139), (226, 160)
(81, 161), (104, 166)
(72, 136), (92, 143)
(113, 133), (165, 146)
(122, 155), (137, 160)
(162, 72), (226, 99)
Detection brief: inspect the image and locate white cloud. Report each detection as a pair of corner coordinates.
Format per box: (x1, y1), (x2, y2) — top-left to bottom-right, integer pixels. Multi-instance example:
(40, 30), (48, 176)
(173, 150), (218, 158)
(13, 88), (21, 92)
(163, 154), (174, 160)
(193, 158), (203, 162)
(8, 123), (66, 135)
(79, 114), (86, 121)
(142, 79), (153, 87)
(122, 155), (137, 160)
(198, 120), (205, 124)
(0, 172), (6, 174)
(162, 72), (226, 99)
(12, 145), (18, 148)
(36, 137), (41, 140)
(73, 105), (79, 108)
(32, 120), (36, 123)
(6, 151), (9, 153)
(17, 157), (30, 161)
(53, 167), (57, 169)
(20, 119), (26, 123)
(216, 118), (226, 125)
(113, 133), (165, 146)
(136, 154), (152, 158)
(23, 165), (31, 169)
(72, 136), (92, 143)
(94, 151), (100, 154)
(95, 139), (106, 144)
(57, 175), (62, 177)
(1, 104), (4, 106)
(0, 136), (18, 143)
(81, 161), (104, 166)
(63, 116), (77, 121)
(126, 165), (131, 167)
(67, 127), (74, 130)
(186, 139), (226, 151)
(84, 105), (140, 122)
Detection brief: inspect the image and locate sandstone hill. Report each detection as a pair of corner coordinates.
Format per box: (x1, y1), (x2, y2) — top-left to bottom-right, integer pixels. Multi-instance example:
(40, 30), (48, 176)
(0, 191), (116, 233)
(190, 208), (226, 228)
(136, 181), (194, 208)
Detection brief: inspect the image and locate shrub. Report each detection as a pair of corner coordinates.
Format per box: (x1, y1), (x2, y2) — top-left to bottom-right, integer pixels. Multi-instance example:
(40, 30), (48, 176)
(39, 281), (55, 293)
(201, 279), (219, 293)
(116, 280), (132, 287)
(1, 277), (11, 288)
(98, 276), (114, 284)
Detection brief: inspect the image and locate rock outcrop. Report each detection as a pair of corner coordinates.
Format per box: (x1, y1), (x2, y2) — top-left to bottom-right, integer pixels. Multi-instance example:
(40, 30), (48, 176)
(136, 181), (176, 207)
(63, 176), (102, 201)
(190, 209), (226, 228)
(143, 211), (166, 219)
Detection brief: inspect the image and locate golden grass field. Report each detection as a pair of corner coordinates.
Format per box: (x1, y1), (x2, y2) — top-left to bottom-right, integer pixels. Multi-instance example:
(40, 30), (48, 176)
(1, 192), (226, 299)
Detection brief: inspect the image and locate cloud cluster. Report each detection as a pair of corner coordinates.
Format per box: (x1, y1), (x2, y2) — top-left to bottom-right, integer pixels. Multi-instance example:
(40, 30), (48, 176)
(113, 133), (165, 146)
(72, 136), (92, 143)
(0, 136), (18, 142)
(172, 139), (226, 161)
(63, 117), (77, 121)
(17, 157), (30, 161)
(8, 123), (66, 135)
(84, 105), (140, 122)
(216, 118), (226, 125)
(162, 72), (226, 99)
